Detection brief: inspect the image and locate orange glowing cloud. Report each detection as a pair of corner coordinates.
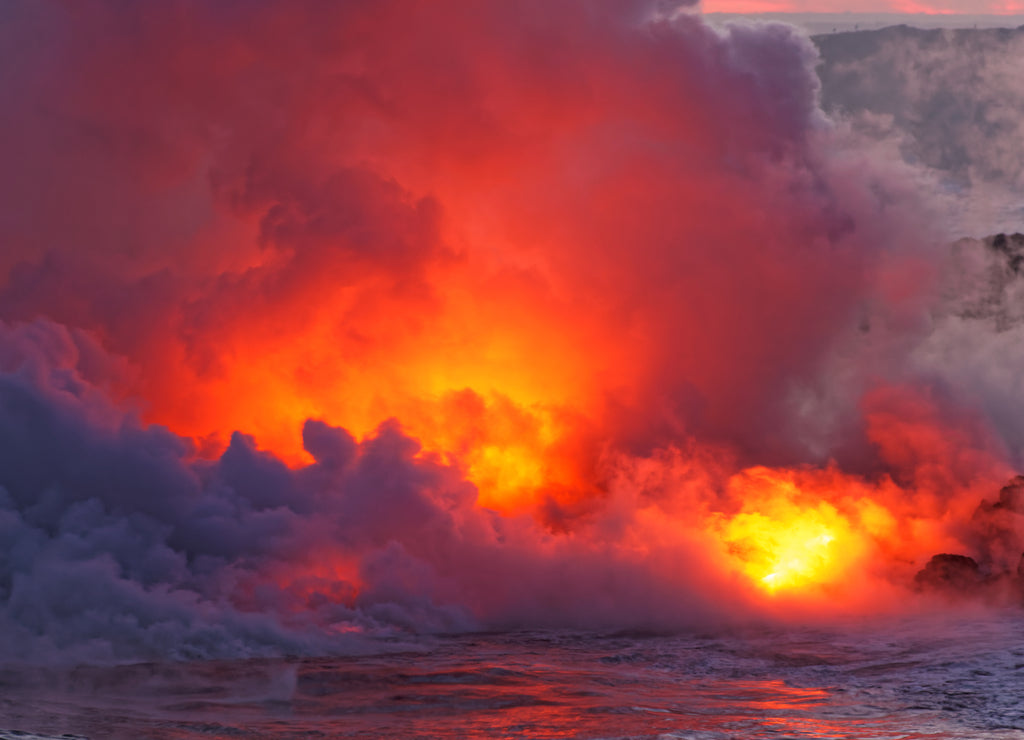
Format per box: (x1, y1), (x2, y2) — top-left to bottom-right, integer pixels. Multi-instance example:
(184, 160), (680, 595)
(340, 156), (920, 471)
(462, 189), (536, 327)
(0, 0), (1018, 647)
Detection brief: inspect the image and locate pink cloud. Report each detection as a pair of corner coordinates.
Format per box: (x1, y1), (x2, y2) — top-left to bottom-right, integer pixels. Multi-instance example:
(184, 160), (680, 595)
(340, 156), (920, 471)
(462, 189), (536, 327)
(702, 0), (1024, 12)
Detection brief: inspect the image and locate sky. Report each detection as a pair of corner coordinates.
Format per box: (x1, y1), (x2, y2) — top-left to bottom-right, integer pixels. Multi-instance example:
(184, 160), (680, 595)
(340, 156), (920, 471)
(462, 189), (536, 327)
(702, 0), (1024, 12)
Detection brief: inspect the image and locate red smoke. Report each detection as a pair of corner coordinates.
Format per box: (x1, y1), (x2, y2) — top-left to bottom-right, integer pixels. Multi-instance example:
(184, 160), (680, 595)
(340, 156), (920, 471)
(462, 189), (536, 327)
(0, 0), (1018, 658)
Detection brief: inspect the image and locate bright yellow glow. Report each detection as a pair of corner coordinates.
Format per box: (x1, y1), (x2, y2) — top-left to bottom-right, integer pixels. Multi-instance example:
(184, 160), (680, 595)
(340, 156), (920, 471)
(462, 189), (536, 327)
(715, 467), (869, 595)
(466, 444), (547, 504)
(722, 507), (842, 592)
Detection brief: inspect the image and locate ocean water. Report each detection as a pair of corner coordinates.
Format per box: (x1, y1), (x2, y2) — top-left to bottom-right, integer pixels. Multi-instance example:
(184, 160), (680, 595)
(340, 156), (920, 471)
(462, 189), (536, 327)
(2, 614), (1023, 740)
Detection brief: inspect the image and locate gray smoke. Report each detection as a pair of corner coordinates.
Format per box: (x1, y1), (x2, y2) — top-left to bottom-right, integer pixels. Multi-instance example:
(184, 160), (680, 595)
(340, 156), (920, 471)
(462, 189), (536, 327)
(816, 25), (1024, 237)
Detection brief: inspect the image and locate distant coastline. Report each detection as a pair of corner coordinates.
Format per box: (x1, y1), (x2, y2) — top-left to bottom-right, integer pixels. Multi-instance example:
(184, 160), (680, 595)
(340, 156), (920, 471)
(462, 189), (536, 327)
(702, 12), (1024, 34)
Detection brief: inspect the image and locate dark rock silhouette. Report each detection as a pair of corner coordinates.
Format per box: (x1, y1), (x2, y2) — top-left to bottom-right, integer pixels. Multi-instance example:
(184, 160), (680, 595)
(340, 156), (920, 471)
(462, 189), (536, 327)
(917, 476), (1024, 601)
(969, 475), (1024, 569)
(987, 234), (1024, 276)
(914, 553), (984, 594)
(993, 474), (1024, 512)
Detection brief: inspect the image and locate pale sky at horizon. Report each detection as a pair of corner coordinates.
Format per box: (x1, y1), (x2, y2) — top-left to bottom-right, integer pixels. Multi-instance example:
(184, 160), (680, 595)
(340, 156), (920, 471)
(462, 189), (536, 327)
(700, 0), (1024, 13)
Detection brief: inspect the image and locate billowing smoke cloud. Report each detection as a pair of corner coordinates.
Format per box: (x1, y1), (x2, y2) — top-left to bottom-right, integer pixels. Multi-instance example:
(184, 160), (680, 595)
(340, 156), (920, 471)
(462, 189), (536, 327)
(0, 0), (936, 464)
(0, 319), (755, 661)
(816, 25), (1024, 237)
(0, 0), (1021, 661)
(912, 234), (1024, 467)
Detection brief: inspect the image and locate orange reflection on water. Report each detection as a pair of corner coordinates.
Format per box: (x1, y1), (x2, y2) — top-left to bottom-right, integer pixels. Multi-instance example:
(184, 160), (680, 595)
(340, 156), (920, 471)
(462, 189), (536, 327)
(0, 633), (967, 740)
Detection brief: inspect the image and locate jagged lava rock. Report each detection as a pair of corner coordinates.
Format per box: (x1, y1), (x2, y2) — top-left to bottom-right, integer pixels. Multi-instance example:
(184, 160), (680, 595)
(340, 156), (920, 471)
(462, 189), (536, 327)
(914, 553), (985, 593)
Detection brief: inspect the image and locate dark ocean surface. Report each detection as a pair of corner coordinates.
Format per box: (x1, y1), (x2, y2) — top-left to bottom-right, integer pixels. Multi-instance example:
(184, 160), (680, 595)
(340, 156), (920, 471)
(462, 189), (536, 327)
(2, 613), (1023, 740)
